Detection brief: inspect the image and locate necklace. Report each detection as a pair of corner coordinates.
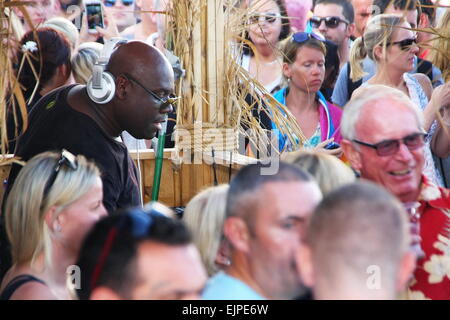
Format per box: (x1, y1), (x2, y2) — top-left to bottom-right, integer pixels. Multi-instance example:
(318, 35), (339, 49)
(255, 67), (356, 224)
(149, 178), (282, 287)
(260, 59), (279, 66)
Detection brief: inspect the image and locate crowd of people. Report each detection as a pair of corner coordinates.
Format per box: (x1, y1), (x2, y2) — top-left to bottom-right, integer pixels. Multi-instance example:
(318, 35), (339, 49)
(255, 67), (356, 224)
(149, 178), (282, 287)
(0, 0), (449, 301)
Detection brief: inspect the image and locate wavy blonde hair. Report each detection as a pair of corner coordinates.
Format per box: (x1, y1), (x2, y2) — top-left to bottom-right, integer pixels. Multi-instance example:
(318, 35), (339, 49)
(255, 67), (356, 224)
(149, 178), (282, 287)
(183, 184), (229, 276)
(42, 17), (79, 50)
(349, 14), (404, 81)
(283, 151), (356, 195)
(71, 42), (103, 84)
(5, 151), (101, 270)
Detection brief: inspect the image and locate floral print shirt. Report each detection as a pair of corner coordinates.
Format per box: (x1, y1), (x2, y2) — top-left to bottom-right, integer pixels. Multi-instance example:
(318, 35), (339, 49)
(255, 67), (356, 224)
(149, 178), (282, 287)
(406, 175), (450, 300)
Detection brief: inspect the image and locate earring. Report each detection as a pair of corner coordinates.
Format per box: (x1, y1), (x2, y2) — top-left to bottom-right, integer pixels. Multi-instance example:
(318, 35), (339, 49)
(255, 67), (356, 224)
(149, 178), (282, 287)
(53, 221), (62, 233)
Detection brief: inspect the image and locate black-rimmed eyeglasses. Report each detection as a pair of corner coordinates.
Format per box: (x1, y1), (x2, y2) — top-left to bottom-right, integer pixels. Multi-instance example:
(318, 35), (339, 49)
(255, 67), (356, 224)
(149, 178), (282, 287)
(387, 37), (417, 51)
(309, 16), (349, 29)
(43, 149), (78, 197)
(352, 132), (426, 156)
(122, 73), (180, 111)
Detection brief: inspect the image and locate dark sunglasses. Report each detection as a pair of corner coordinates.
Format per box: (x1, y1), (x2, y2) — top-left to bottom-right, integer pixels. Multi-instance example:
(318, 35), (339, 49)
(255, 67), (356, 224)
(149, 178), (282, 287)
(249, 12), (281, 24)
(309, 16), (349, 29)
(353, 132), (426, 156)
(387, 37), (417, 51)
(90, 206), (166, 289)
(291, 32), (325, 44)
(43, 149), (78, 198)
(104, 0), (134, 7)
(122, 73), (179, 111)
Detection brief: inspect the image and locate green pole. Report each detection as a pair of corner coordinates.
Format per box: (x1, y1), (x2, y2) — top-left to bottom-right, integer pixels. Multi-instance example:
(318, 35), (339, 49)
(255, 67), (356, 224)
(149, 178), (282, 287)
(151, 130), (166, 201)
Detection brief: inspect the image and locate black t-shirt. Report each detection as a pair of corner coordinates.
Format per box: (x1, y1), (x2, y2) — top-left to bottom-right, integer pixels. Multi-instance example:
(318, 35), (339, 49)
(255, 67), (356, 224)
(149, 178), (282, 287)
(4, 85), (141, 213)
(6, 89), (42, 153)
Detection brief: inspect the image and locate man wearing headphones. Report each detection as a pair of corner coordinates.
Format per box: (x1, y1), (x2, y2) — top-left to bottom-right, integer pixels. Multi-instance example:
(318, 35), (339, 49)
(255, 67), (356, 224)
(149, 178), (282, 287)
(4, 40), (175, 214)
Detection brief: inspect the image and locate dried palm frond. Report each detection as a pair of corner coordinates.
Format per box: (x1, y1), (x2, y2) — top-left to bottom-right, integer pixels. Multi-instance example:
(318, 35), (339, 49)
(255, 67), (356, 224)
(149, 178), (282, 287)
(415, 3), (450, 138)
(0, 2), (29, 161)
(1, 1), (45, 163)
(166, 0), (306, 162)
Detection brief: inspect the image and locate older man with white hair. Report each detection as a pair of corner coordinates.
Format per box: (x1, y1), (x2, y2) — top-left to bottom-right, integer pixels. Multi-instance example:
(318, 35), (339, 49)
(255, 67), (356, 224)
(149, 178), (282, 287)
(340, 85), (450, 300)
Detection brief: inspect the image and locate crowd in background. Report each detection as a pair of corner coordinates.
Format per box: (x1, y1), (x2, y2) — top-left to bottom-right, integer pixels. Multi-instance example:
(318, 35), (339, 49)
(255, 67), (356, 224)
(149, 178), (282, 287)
(0, 0), (450, 300)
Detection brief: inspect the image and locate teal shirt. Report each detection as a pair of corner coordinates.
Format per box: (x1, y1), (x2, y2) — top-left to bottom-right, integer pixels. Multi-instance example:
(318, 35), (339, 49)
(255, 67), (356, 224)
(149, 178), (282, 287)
(202, 271), (266, 300)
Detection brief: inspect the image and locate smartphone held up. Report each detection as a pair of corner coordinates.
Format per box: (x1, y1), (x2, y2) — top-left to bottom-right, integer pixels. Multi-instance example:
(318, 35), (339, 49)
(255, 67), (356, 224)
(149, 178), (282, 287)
(85, 0), (104, 33)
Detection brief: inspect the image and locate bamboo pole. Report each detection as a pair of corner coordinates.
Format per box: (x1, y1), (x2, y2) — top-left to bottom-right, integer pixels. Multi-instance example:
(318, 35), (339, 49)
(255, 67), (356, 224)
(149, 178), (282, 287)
(206, 0), (217, 124)
(192, 3), (203, 124)
(215, 0), (225, 125)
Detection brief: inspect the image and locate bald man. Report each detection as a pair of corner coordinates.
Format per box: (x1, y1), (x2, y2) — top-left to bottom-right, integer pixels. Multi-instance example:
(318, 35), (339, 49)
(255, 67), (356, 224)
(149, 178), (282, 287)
(298, 182), (416, 300)
(0, 41), (175, 279)
(4, 41), (174, 212)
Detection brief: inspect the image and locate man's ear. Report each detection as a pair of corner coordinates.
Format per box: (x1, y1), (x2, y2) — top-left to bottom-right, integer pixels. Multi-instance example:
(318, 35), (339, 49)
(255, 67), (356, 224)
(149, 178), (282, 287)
(215, 239), (231, 268)
(418, 13), (429, 28)
(223, 217), (250, 253)
(115, 75), (128, 99)
(346, 23), (356, 38)
(90, 286), (123, 300)
(296, 243), (314, 288)
(341, 139), (362, 172)
(397, 251), (417, 292)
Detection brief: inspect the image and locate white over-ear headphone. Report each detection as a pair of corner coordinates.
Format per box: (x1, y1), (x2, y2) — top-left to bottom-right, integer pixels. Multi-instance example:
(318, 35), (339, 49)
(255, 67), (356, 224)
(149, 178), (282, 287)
(86, 37), (127, 104)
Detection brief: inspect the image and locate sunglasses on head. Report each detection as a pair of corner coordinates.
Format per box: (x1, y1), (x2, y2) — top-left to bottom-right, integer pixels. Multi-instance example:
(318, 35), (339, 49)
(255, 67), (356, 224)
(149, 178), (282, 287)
(309, 16), (349, 29)
(352, 132), (426, 156)
(291, 32), (325, 44)
(90, 205), (167, 290)
(249, 12), (281, 24)
(387, 37), (417, 51)
(103, 0), (134, 7)
(43, 149), (78, 198)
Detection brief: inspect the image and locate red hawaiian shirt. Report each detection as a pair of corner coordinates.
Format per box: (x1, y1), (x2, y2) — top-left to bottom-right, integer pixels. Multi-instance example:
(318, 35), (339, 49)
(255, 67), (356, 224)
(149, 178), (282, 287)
(407, 175), (450, 300)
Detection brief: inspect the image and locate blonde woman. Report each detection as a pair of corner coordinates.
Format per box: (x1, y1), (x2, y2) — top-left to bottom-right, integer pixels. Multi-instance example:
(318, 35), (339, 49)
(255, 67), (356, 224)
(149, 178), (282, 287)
(42, 17), (79, 51)
(71, 42), (103, 84)
(183, 184), (230, 277)
(0, 150), (107, 300)
(350, 14), (450, 186)
(241, 0), (291, 94)
(283, 150), (356, 195)
(272, 32), (343, 155)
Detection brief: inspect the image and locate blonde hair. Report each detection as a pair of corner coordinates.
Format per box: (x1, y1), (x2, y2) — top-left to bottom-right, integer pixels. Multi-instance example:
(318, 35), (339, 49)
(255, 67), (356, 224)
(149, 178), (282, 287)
(4, 7), (25, 41)
(183, 184), (229, 276)
(280, 34), (327, 86)
(283, 151), (355, 195)
(42, 17), (79, 50)
(71, 42), (103, 84)
(349, 14), (404, 81)
(5, 151), (101, 270)
(428, 9), (450, 82)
